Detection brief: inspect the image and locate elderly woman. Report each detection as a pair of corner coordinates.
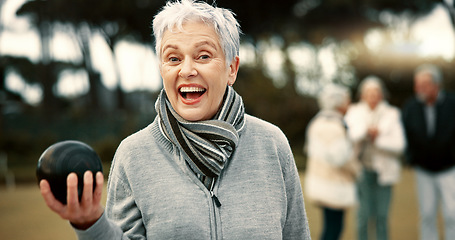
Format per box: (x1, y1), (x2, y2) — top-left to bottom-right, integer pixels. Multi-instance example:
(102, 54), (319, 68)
(305, 84), (360, 240)
(39, 0), (311, 239)
(344, 76), (406, 240)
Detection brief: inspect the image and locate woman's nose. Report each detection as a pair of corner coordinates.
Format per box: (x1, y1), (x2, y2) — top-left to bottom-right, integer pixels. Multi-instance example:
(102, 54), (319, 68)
(179, 58), (197, 79)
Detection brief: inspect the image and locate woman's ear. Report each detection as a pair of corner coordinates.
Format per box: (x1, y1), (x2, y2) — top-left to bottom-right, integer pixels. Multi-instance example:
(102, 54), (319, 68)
(227, 56), (240, 86)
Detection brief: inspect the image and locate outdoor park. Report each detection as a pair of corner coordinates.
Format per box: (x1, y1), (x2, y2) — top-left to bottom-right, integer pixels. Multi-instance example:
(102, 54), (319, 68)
(1, 0), (455, 239)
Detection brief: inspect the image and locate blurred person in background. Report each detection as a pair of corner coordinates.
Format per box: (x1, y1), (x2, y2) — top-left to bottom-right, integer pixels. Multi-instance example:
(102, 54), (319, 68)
(402, 64), (455, 240)
(305, 84), (361, 240)
(344, 76), (406, 240)
(38, 0), (311, 239)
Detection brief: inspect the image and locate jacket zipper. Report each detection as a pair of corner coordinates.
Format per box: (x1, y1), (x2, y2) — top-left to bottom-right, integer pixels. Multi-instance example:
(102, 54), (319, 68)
(210, 179), (222, 207)
(211, 191), (222, 207)
(209, 179), (221, 239)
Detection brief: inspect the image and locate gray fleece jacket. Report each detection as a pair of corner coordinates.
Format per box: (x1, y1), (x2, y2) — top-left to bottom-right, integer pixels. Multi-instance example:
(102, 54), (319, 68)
(75, 114), (311, 240)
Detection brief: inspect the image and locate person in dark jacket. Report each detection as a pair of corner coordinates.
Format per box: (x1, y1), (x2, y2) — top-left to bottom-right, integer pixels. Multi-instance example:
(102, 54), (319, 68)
(402, 64), (455, 240)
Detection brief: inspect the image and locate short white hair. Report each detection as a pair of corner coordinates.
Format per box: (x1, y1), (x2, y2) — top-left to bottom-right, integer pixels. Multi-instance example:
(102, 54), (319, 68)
(358, 75), (389, 99)
(318, 84), (350, 111)
(414, 64), (443, 86)
(153, 0), (241, 66)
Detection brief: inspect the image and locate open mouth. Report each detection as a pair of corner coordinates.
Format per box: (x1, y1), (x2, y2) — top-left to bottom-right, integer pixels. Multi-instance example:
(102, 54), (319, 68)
(179, 86), (206, 100)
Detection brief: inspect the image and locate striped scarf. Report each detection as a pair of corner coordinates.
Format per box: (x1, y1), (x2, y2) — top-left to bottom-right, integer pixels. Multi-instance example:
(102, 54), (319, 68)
(156, 86), (245, 186)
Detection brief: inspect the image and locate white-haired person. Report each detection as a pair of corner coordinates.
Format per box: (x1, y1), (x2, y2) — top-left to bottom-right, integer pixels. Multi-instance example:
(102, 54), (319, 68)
(402, 64), (455, 240)
(344, 76), (406, 240)
(304, 84), (360, 240)
(38, 0), (311, 239)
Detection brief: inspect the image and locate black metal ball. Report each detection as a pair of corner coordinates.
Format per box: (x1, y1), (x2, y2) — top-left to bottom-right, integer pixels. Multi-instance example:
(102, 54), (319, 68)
(36, 140), (103, 204)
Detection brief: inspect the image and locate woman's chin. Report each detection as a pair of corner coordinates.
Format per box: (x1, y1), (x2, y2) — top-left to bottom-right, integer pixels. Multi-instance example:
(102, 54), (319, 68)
(176, 108), (210, 122)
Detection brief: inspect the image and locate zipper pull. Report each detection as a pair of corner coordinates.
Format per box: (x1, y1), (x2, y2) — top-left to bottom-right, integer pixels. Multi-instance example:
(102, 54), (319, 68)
(209, 179), (221, 207)
(211, 191), (222, 207)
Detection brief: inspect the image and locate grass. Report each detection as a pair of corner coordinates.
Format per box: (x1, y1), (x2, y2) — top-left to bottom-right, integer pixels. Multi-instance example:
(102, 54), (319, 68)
(0, 168), (431, 240)
(305, 168), (420, 240)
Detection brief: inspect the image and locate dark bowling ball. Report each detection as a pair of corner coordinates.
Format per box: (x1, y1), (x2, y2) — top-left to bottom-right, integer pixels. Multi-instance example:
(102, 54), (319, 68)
(36, 140), (103, 204)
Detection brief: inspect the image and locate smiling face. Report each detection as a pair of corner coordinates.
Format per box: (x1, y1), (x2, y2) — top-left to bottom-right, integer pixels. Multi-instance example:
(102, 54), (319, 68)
(159, 21), (239, 121)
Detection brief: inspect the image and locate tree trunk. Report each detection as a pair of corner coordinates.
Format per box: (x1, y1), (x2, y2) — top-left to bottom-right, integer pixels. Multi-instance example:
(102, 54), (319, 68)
(77, 22), (101, 112)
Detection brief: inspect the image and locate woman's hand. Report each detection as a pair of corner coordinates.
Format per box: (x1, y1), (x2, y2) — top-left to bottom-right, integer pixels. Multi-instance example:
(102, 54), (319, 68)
(367, 127), (379, 142)
(40, 171), (105, 230)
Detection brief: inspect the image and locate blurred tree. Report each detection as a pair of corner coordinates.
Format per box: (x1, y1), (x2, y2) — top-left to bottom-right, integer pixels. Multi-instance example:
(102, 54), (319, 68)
(13, 0), (454, 114)
(1, 0), (454, 171)
(90, 0), (163, 111)
(219, 0), (455, 149)
(16, 0), (163, 113)
(444, 0), (455, 26)
(15, 0), (86, 114)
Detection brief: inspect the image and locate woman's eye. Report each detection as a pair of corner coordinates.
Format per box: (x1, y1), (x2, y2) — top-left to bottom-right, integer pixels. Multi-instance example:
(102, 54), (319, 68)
(169, 57), (179, 62)
(199, 55), (210, 60)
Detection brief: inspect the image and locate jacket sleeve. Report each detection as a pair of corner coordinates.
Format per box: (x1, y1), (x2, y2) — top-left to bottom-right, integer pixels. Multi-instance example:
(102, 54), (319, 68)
(374, 108), (406, 155)
(344, 106), (369, 143)
(282, 148), (312, 239)
(74, 145), (146, 240)
(74, 212), (124, 240)
(401, 101), (417, 165)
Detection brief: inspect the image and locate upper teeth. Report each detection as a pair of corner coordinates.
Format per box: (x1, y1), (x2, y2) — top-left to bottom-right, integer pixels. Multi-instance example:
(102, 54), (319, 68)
(180, 87), (205, 92)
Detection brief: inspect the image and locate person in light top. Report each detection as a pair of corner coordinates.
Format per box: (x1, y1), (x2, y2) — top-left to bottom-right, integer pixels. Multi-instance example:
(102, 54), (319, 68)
(305, 83), (360, 240)
(344, 76), (406, 240)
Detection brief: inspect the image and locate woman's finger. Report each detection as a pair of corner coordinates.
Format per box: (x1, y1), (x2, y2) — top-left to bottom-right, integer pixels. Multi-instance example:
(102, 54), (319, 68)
(40, 179), (65, 213)
(81, 171), (94, 206)
(93, 172), (104, 205)
(66, 173), (80, 214)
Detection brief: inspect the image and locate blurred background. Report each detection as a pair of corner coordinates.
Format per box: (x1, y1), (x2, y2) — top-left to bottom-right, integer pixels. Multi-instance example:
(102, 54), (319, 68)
(0, 0), (454, 239)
